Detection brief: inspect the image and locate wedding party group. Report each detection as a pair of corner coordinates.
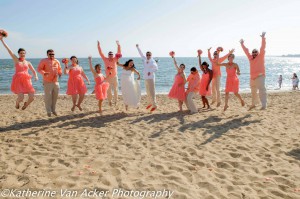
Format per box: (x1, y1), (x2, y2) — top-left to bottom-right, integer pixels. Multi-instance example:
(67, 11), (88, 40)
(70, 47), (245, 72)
(0, 30), (267, 116)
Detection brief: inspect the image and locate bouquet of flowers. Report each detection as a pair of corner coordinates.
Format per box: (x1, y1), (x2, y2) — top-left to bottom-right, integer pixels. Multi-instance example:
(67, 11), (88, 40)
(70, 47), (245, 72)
(62, 58), (69, 64)
(115, 53), (122, 59)
(197, 49), (203, 56)
(169, 51), (175, 57)
(217, 47), (223, 52)
(0, 29), (8, 37)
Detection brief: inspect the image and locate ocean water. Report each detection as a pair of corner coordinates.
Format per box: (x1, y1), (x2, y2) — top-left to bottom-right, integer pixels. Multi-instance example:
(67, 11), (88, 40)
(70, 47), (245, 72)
(0, 57), (299, 94)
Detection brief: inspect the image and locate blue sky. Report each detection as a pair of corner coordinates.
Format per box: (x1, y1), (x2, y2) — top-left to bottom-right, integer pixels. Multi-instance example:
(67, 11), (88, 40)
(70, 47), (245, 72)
(0, 0), (299, 58)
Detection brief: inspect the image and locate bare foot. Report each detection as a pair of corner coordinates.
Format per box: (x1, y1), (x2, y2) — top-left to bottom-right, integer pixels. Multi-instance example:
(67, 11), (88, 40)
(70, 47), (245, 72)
(248, 105), (256, 111)
(109, 102), (112, 106)
(241, 100), (245, 107)
(71, 105), (76, 111)
(217, 102), (221, 107)
(211, 101), (216, 105)
(260, 106), (266, 110)
(224, 105), (229, 111)
(15, 102), (20, 109)
(21, 102), (28, 110)
(77, 105), (82, 111)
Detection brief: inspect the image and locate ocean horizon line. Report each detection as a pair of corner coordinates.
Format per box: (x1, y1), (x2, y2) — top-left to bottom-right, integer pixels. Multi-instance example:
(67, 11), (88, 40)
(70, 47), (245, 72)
(0, 55), (295, 60)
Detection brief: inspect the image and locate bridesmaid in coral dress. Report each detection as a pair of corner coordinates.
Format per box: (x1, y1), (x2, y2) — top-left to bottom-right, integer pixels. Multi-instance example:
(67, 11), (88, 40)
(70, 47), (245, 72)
(64, 56), (90, 111)
(198, 50), (213, 109)
(0, 35), (38, 110)
(218, 53), (245, 111)
(168, 51), (187, 112)
(88, 56), (109, 113)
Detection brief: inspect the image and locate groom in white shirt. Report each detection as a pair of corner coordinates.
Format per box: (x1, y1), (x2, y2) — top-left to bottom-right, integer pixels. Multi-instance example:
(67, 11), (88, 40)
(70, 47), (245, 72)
(136, 44), (158, 111)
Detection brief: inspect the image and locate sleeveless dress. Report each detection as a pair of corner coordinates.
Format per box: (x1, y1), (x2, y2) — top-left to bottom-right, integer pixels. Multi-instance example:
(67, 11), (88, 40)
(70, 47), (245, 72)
(121, 69), (141, 107)
(168, 73), (186, 101)
(199, 71), (211, 96)
(225, 66), (239, 93)
(95, 74), (109, 100)
(66, 66), (87, 95)
(11, 61), (35, 94)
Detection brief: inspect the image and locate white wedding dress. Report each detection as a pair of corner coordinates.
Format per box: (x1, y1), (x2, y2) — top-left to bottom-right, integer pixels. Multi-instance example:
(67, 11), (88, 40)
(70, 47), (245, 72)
(121, 69), (141, 108)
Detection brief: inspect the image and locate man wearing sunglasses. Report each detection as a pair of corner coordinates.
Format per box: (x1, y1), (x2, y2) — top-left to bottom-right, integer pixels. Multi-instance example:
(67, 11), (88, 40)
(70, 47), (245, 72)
(240, 32), (267, 110)
(38, 49), (62, 117)
(136, 44), (158, 112)
(97, 40), (121, 106)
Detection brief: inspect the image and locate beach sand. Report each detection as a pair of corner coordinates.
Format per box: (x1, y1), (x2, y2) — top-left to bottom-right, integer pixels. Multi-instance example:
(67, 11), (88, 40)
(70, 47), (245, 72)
(0, 92), (299, 199)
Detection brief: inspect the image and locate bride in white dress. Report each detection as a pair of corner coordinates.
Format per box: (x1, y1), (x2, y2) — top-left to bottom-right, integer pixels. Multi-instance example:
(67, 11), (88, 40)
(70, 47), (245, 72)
(117, 59), (141, 110)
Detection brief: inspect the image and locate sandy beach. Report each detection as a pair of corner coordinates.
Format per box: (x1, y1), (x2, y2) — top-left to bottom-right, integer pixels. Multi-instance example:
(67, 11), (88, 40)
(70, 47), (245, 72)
(0, 91), (299, 199)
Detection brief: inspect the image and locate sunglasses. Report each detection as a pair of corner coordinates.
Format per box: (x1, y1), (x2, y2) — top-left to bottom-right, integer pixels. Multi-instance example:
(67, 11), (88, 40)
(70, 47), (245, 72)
(252, 51), (258, 54)
(146, 54), (151, 56)
(108, 54), (113, 56)
(48, 53), (55, 56)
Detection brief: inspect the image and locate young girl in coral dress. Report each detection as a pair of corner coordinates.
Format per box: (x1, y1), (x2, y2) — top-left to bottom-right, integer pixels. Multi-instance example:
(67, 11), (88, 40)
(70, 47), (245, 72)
(0, 35), (38, 110)
(218, 54), (245, 111)
(198, 50), (213, 109)
(168, 52), (187, 112)
(64, 56), (90, 111)
(88, 56), (109, 113)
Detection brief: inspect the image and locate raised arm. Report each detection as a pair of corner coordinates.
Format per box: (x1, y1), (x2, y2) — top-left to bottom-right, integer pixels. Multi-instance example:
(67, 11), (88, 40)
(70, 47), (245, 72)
(116, 40), (121, 54)
(219, 49), (235, 63)
(240, 39), (251, 59)
(28, 62), (38, 81)
(0, 38), (18, 63)
(172, 57), (180, 71)
(63, 63), (70, 75)
(260, 32), (266, 55)
(198, 55), (204, 72)
(97, 41), (106, 59)
(88, 56), (97, 77)
(132, 68), (141, 80)
(136, 44), (146, 59)
(207, 47), (213, 62)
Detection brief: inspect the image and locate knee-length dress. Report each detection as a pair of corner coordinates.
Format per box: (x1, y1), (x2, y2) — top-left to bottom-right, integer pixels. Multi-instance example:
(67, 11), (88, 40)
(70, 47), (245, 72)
(168, 73), (186, 101)
(199, 72), (211, 96)
(66, 66), (87, 95)
(11, 61), (35, 94)
(95, 74), (109, 100)
(225, 67), (239, 93)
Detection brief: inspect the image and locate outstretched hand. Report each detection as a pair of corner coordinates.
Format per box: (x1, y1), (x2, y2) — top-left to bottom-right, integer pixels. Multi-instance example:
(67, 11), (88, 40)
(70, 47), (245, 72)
(97, 41), (100, 46)
(229, 49), (235, 54)
(88, 56), (92, 61)
(116, 40), (120, 45)
(239, 39), (244, 44)
(260, 32), (266, 38)
(208, 47), (212, 51)
(136, 44), (139, 48)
